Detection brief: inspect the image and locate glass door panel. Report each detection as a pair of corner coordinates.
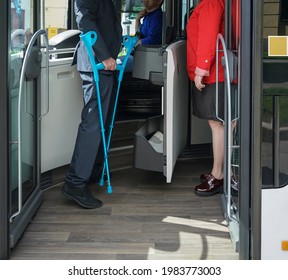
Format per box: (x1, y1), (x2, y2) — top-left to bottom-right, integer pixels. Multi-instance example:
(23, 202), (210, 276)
(121, 0), (144, 35)
(43, 0), (69, 39)
(10, 0), (36, 214)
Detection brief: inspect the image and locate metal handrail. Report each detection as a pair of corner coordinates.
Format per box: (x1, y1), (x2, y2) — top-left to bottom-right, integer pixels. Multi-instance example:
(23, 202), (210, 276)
(216, 33), (237, 222)
(40, 36), (50, 119)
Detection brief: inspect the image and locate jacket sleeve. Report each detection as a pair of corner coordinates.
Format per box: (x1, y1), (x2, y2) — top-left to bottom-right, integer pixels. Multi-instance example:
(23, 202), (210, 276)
(75, 0), (111, 61)
(196, 2), (223, 76)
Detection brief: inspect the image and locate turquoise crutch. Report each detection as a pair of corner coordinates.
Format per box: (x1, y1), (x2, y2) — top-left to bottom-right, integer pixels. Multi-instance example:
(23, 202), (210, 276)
(98, 34), (138, 188)
(80, 31), (138, 193)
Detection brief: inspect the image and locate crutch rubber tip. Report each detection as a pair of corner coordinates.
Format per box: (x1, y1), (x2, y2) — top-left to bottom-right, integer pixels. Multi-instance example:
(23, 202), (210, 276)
(107, 185), (113, 194)
(98, 178), (105, 187)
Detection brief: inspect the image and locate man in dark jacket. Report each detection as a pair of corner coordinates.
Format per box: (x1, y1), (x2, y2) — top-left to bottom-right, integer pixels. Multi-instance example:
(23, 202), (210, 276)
(61, 0), (122, 209)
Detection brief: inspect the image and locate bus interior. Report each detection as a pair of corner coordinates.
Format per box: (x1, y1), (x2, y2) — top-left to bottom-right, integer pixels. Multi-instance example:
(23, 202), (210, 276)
(0, 0), (288, 260)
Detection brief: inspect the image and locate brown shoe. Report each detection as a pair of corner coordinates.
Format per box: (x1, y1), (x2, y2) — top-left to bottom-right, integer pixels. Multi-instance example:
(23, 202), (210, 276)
(195, 174), (223, 197)
(200, 173), (211, 182)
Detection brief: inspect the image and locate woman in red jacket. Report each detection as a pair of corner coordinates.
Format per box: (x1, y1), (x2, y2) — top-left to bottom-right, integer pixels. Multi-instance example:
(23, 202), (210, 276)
(186, 0), (226, 197)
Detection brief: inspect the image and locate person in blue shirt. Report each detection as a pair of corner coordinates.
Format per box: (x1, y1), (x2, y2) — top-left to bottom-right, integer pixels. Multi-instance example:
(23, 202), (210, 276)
(119, 0), (163, 71)
(135, 0), (163, 46)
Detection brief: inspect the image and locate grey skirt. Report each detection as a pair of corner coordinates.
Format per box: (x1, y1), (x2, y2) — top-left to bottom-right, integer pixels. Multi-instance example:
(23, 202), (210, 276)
(191, 82), (225, 122)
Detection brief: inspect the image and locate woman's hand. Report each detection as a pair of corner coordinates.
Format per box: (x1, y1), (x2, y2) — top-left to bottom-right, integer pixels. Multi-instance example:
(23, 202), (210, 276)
(194, 75), (205, 91)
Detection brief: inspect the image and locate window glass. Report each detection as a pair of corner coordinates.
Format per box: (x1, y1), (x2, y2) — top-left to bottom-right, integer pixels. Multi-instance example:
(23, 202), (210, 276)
(121, 0), (144, 35)
(10, 0), (36, 210)
(43, 0), (69, 39)
(280, 0), (288, 22)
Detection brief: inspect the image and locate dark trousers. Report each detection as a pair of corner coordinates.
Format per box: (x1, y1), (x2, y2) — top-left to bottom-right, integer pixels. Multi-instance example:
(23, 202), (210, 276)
(65, 71), (117, 187)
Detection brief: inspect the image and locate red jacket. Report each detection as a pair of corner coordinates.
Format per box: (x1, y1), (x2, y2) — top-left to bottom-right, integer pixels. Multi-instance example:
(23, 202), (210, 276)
(186, 0), (225, 84)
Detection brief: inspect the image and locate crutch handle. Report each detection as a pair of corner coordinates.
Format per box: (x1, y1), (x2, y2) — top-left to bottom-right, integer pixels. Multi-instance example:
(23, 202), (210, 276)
(96, 63), (105, 70)
(81, 31), (138, 81)
(80, 31), (105, 82)
(117, 35), (139, 81)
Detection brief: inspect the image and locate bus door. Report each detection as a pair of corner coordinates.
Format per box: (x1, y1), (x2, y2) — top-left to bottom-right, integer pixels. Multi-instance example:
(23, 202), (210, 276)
(8, 0), (47, 248)
(7, 0), (82, 252)
(261, 1), (288, 260)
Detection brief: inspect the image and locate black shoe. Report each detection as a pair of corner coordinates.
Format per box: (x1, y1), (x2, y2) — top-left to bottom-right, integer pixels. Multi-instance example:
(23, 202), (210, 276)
(61, 183), (103, 209)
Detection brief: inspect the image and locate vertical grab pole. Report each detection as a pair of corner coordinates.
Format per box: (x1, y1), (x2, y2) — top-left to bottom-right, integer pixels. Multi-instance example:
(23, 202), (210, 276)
(216, 33), (235, 222)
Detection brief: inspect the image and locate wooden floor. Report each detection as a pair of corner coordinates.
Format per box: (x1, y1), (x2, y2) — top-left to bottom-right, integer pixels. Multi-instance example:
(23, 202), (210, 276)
(10, 158), (239, 260)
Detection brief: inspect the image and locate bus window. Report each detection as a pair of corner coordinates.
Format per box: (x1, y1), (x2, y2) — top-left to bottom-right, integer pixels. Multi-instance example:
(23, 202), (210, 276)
(121, 0), (144, 35)
(42, 0), (69, 39)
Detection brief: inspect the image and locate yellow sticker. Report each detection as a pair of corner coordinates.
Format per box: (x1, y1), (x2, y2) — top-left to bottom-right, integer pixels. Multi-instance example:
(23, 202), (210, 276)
(268, 36), (288, 57)
(47, 27), (59, 40)
(282, 241), (288, 251)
